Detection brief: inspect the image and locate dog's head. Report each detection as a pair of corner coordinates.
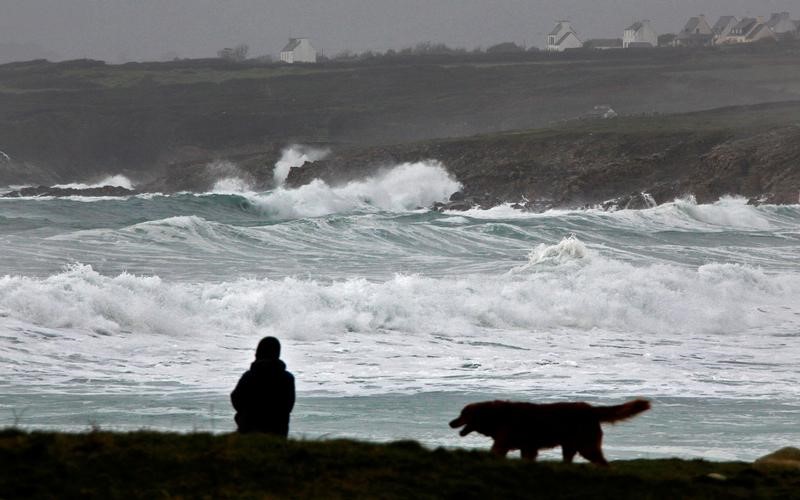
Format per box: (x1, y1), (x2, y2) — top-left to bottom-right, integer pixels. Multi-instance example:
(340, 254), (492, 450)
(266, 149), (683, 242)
(449, 401), (499, 437)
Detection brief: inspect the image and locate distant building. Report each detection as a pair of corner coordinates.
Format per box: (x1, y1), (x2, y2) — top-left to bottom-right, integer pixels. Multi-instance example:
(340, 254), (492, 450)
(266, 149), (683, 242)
(546, 21), (583, 52)
(722, 17), (777, 44)
(623, 20), (658, 48)
(767, 12), (798, 40)
(658, 33), (678, 47)
(712, 16), (739, 44)
(584, 38), (623, 50)
(676, 15), (714, 47)
(280, 38), (317, 64)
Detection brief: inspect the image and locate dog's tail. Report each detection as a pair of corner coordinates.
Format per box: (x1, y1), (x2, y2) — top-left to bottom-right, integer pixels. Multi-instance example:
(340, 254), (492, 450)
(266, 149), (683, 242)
(593, 399), (651, 423)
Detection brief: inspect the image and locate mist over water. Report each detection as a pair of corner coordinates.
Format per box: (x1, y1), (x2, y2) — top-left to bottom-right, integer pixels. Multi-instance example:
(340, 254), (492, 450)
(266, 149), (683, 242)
(1, 156), (799, 460)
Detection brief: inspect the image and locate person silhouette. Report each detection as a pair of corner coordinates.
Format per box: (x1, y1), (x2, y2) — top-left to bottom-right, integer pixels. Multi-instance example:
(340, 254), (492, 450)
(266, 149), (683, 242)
(231, 336), (295, 436)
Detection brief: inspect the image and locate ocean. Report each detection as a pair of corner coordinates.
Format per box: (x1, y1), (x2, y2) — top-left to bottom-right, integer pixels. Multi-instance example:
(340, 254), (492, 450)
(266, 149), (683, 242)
(1, 153), (799, 462)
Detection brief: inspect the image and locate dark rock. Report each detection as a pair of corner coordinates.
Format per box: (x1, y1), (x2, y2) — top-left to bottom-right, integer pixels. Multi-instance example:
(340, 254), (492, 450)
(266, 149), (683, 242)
(522, 200), (556, 213)
(602, 192), (658, 211)
(449, 191), (466, 201)
(434, 200), (475, 212)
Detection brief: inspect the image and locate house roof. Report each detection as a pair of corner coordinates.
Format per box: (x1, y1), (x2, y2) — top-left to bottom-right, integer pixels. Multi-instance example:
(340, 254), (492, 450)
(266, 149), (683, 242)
(681, 15), (712, 35)
(747, 23), (775, 40)
(281, 38), (303, 52)
(712, 16), (737, 33)
(733, 18), (757, 34)
(768, 12), (797, 33)
(682, 17), (700, 33)
(626, 22), (644, 32)
(549, 21), (572, 36)
(768, 12), (791, 27)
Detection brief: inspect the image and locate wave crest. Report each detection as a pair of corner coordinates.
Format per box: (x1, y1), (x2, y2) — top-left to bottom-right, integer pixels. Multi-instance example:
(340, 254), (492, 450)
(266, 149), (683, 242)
(52, 175), (135, 190)
(253, 161), (461, 218)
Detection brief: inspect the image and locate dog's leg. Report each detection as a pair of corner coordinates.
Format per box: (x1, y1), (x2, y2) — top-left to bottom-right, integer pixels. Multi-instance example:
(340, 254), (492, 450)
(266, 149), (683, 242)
(490, 442), (510, 457)
(578, 445), (609, 466)
(520, 448), (538, 461)
(561, 446), (577, 464)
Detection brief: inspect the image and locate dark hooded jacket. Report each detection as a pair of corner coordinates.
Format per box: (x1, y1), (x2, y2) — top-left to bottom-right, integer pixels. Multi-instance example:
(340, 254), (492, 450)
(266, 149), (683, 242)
(231, 358), (295, 435)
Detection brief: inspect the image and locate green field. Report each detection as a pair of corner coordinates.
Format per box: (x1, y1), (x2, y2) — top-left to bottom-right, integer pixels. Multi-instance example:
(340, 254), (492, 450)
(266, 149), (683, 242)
(2, 430), (798, 499)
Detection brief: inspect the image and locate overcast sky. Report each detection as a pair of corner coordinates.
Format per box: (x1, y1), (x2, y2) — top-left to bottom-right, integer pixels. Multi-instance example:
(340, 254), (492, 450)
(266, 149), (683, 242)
(0, 0), (797, 62)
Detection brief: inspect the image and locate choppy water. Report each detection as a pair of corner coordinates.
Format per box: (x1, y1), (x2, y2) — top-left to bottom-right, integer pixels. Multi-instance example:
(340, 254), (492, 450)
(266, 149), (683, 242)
(1, 158), (799, 461)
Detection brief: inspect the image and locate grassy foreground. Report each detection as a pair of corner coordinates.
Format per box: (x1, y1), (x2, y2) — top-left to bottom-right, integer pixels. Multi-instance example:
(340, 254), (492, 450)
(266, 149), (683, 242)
(1, 430), (798, 499)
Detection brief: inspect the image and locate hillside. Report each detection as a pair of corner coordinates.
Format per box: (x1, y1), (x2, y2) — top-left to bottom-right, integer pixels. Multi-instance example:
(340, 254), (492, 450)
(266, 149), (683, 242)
(2, 42), (800, 189)
(285, 102), (800, 209)
(2, 430), (798, 499)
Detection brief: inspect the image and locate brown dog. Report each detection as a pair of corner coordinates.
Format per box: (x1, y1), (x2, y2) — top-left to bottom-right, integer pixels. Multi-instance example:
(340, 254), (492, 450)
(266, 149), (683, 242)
(449, 399), (650, 465)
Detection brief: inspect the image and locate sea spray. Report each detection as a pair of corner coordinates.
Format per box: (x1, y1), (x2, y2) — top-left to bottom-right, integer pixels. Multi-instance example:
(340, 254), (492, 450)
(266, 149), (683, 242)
(211, 177), (252, 194)
(254, 161), (461, 218)
(273, 145), (329, 187)
(206, 160), (255, 193)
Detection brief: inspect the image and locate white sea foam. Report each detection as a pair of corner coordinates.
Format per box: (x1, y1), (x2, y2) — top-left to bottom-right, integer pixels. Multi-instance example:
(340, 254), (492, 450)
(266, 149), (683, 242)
(451, 196), (795, 233)
(253, 161), (461, 218)
(522, 235), (587, 267)
(2, 238), (798, 397)
(52, 174), (135, 190)
(211, 177), (252, 193)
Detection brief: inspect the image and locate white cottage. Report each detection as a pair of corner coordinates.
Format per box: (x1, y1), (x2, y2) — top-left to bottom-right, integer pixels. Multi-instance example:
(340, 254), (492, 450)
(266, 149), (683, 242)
(546, 21), (582, 52)
(712, 16), (739, 43)
(623, 20), (658, 48)
(280, 38), (317, 64)
(676, 15), (714, 47)
(723, 18), (777, 44)
(768, 12), (798, 39)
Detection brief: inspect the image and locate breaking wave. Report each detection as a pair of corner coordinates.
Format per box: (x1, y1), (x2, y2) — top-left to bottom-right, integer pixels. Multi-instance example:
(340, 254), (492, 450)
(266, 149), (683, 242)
(252, 161), (461, 218)
(1, 239), (795, 342)
(52, 175), (135, 190)
(273, 145), (329, 187)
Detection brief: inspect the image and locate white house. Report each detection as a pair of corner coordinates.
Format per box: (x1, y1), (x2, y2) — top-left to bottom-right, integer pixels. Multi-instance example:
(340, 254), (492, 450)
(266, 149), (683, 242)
(722, 17), (777, 44)
(767, 12), (798, 39)
(712, 16), (739, 43)
(280, 38), (317, 64)
(546, 21), (583, 52)
(623, 20), (658, 48)
(676, 15), (714, 47)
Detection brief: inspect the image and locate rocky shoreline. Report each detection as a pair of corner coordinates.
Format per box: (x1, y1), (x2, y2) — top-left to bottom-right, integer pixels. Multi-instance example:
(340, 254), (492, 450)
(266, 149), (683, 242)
(3, 103), (799, 211)
(285, 105), (800, 211)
